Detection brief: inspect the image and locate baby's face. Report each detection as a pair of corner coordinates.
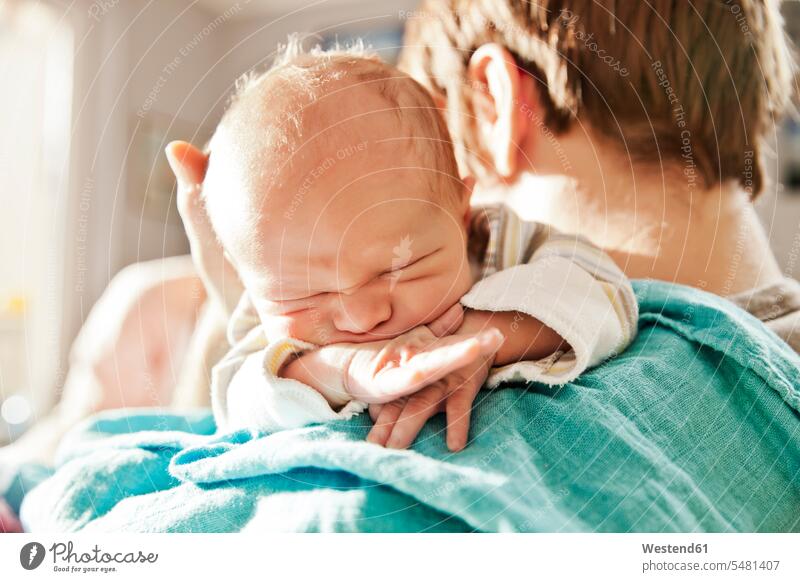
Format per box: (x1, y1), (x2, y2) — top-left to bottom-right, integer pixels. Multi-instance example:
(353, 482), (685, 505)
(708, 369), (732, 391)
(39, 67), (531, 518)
(247, 182), (474, 345)
(204, 75), (475, 345)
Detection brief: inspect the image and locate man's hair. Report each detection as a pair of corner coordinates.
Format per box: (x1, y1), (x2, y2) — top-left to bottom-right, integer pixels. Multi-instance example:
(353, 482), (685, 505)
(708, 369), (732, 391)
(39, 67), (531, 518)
(209, 37), (461, 206)
(400, 0), (797, 197)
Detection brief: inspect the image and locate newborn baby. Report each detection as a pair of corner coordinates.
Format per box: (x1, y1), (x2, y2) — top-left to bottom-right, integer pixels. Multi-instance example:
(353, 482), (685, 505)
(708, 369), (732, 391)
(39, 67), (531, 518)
(174, 45), (638, 450)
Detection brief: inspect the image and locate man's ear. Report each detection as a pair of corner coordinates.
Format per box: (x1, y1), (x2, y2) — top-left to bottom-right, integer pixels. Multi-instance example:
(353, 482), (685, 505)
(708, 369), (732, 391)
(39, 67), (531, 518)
(165, 141), (208, 187)
(468, 44), (531, 178)
(460, 176), (475, 231)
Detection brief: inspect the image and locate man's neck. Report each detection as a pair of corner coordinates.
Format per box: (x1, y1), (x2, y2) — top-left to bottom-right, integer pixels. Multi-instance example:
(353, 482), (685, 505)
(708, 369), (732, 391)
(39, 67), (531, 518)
(497, 165), (783, 297)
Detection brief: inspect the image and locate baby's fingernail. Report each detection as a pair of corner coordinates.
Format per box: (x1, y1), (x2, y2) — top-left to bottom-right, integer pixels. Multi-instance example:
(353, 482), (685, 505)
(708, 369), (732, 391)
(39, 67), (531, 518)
(447, 438), (465, 452)
(385, 436), (406, 450)
(367, 428), (386, 445)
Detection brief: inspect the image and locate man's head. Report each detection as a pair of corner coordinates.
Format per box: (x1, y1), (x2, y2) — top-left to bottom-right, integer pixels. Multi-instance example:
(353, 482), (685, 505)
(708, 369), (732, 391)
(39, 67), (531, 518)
(401, 0), (797, 197)
(201, 43), (475, 344)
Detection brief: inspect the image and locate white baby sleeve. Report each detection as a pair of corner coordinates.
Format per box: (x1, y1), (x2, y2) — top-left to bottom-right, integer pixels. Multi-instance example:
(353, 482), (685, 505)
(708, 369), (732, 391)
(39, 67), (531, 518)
(211, 326), (366, 433)
(460, 238), (638, 386)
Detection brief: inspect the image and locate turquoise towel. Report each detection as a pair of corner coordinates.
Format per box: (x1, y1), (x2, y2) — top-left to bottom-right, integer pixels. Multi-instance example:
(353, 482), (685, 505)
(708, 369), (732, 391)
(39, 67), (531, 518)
(20, 281), (800, 532)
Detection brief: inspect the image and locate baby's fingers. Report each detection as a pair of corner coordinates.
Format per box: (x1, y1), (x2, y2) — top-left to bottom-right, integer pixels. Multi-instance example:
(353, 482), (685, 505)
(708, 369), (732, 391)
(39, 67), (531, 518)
(364, 330), (502, 403)
(405, 328), (503, 385)
(368, 403), (383, 423)
(370, 338), (477, 401)
(366, 400), (405, 446)
(445, 380), (481, 452)
(427, 303), (464, 337)
(385, 388), (446, 449)
(475, 327), (505, 356)
(405, 335), (482, 380)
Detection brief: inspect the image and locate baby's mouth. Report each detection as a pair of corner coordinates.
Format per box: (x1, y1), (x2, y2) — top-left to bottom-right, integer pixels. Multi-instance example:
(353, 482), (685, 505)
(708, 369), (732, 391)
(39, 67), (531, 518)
(322, 322), (415, 345)
(325, 330), (400, 344)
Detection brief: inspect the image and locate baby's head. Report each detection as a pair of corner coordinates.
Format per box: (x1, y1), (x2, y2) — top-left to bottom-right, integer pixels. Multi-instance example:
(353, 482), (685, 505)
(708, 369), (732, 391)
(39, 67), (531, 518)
(203, 43), (474, 345)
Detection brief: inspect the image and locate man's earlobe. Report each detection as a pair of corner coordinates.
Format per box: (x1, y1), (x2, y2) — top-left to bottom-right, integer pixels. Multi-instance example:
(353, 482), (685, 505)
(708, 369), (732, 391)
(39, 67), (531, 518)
(467, 44), (526, 178)
(165, 141), (208, 187)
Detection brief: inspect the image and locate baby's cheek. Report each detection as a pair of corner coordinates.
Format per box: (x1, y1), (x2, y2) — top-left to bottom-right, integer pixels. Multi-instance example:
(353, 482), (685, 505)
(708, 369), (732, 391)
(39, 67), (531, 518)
(260, 316), (292, 340)
(262, 315), (308, 341)
(398, 280), (456, 325)
(263, 312), (329, 344)
(441, 259), (475, 306)
(426, 273), (471, 320)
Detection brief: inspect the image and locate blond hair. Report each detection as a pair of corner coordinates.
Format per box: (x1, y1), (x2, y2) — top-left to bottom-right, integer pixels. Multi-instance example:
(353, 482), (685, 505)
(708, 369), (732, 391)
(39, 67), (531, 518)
(210, 37), (461, 204)
(401, 0), (798, 197)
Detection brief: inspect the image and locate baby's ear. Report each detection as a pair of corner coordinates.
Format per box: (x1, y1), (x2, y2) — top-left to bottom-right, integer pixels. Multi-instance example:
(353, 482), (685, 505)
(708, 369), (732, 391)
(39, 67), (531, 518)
(165, 141), (208, 187)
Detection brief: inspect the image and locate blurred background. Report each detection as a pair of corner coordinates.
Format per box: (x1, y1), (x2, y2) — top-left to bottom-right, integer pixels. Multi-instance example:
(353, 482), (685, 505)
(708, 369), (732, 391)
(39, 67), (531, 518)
(0, 0), (798, 443)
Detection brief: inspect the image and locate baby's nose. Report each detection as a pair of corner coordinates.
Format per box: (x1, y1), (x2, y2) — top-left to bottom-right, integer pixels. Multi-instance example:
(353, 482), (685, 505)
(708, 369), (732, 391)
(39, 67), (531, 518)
(333, 292), (392, 335)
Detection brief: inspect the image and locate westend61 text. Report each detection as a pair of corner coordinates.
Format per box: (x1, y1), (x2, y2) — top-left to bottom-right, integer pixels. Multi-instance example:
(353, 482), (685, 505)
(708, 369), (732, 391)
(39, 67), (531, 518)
(642, 543), (708, 554)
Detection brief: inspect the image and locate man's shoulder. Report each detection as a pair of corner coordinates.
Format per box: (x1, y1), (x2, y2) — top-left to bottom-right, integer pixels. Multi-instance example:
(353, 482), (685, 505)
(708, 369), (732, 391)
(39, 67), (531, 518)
(729, 277), (800, 354)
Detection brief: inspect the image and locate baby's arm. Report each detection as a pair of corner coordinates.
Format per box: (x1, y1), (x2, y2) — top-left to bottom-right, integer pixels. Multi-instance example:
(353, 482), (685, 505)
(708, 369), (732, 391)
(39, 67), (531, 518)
(455, 221), (639, 387)
(455, 309), (565, 366)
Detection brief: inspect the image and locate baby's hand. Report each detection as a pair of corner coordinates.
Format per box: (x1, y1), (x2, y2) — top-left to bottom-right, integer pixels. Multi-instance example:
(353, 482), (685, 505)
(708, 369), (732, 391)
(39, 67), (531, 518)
(365, 347), (497, 452)
(280, 304), (502, 409)
(342, 323), (502, 404)
(366, 307), (567, 451)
